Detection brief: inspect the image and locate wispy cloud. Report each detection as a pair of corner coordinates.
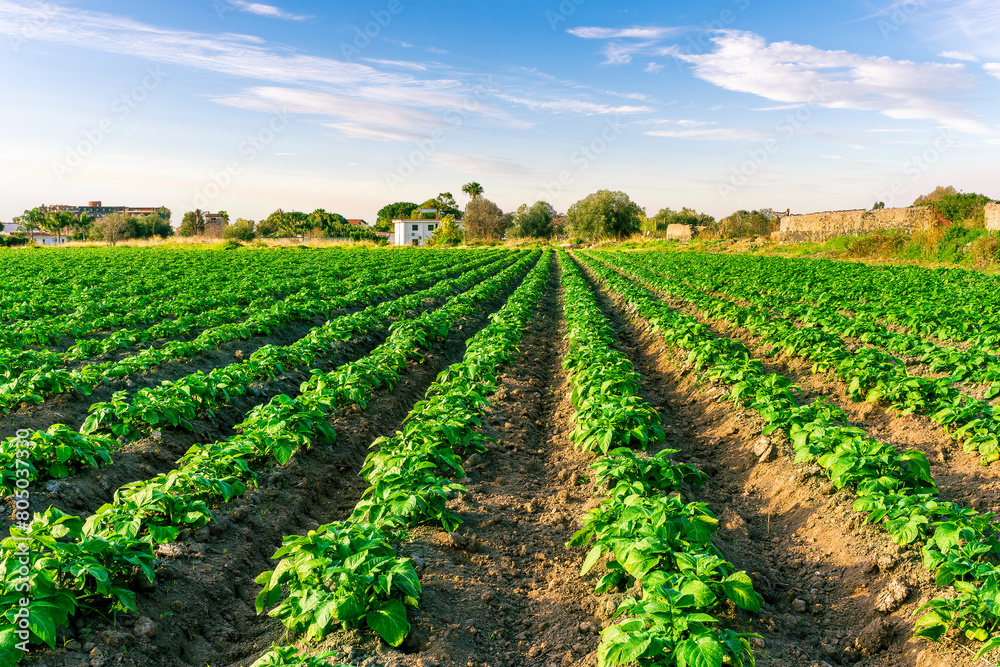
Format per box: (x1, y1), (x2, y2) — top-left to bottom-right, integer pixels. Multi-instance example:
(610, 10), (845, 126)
(985, 63), (1000, 79)
(566, 25), (681, 65)
(226, 1), (310, 21)
(568, 26), (680, 40)
(212, 87), (444, 141)
(645, 127), (762, 140)
(676, 31), (989, 134)
(940, 50), (979, 61)
(493, 94), (652, 116)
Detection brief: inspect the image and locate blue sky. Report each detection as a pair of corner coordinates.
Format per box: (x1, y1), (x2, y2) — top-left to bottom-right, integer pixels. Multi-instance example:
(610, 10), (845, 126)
(0, 0), (997, 224)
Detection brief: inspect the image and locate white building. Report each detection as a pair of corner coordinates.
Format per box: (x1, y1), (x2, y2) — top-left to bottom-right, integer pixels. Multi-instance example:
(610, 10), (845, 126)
(393, 219), (440, 246)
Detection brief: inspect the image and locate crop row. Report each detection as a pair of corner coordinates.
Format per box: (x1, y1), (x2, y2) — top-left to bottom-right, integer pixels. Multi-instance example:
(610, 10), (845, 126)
(0, 251), (538, 661)
(582, 250), (1000, 661)
(0, 250), (502, 418)
(559, 250), (761, 667)
(619, 251), (1000, 464)
(643, 252), (1000, 396)
(0, 251), (513, 495)
(251, 250), (550, 664)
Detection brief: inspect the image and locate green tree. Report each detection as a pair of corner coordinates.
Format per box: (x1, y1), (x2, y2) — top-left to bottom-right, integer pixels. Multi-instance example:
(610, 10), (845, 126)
(307, 209), (350, 236)
(95, 212), (131, 246)
(259, 210), (283, 237)
(461, 182), (484, 201)
(914, 186), (993, 225)
(428, 214), (463, 246)
(14, 208), (45, 242)
(223, 218), (257, 241)
(646, 207), (715, 235)
(566, 190), (644, 241)
(714, 209), (779, 238)
(131, 213), (173, 239)
(179, 210), (205, 237)
(376, 202), (418, 230)
(509, 201), (554, 239)
(463, 197), (511, 243)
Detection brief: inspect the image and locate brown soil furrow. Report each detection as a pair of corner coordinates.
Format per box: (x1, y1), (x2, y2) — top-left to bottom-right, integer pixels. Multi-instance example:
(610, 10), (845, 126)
(576, 253), (979, 667)
(677, 293), (1000, 510)
(21, 288), (517, 667)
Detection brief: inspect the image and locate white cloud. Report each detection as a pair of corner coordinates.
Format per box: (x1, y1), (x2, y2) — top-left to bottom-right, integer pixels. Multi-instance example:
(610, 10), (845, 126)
(493, 94), (652, 116)
(226, 1), (310, 21)
(940, 51), (979, 62)
(677, 31), (988, 134)
(567, 25), (681, 65)
(0, 0), (645, 141)
(985, 63), (1000, 79)
(645, 128), (762, 140)
(362, 58), (429, 72)
(211, 87), (445, 141)
(645, 62), (664, 74)
(568, 26), (680, 40)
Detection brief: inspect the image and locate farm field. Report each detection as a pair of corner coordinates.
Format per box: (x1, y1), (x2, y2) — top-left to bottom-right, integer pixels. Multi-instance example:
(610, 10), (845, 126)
(2, 246), (1000, 667)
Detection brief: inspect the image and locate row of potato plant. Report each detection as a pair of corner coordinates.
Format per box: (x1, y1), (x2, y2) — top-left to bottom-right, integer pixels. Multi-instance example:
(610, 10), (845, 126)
(250, 251), (548, 654)
(625, 251), (1000, 465)
(0, 252), (535, 660)
(583, 251), (1000, 661)
(649, 252), (1000, 392)
(0, 253), (508, 495)
(559, 251), (762, 667)
(0, 250), (493, 414)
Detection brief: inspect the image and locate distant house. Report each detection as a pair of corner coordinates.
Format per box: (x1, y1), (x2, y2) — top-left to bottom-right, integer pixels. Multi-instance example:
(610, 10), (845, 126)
(203, 212), (227, 237)
(392, 219), (440, 246)
(0, 222), (60, 245)
(346, 219), (368, 227)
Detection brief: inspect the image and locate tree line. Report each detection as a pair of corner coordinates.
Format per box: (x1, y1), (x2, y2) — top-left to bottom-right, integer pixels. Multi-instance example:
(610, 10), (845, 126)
(12, 207), (172, 245)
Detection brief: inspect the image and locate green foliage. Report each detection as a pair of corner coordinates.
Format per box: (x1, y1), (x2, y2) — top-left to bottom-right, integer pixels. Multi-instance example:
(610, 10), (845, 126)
(647, 207), (714, 233)
(223, 218), (257, 241)
(376, 202), (418, 230)
(179, 210), (205, 237)
(255, 522), (420, 645)
(0, 508), (154, 655)
(914, 185), (994, 225)
(584, 248), (1000, 656)
(463, 197), (511, 242)
(713, 209), (778, 238)
(429, 214), (463, 246)
(566, 190), (644, 241)
(251, 645), (348, 667)
(509, 201), (555, 239)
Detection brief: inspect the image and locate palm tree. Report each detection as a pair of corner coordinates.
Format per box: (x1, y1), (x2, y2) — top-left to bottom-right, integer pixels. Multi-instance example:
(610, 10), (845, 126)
(462, 182), (484, 201)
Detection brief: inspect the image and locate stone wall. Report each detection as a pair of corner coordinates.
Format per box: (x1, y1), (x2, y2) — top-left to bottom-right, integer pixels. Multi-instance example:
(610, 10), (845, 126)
(666, 224), (693, 241)
(778, 206), (937, 243)
(987, 202), (1000, 232)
